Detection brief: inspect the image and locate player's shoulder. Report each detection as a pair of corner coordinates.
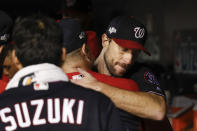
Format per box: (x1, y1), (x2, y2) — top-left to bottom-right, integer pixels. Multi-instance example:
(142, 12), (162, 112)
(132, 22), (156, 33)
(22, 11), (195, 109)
(52, 81), (113, 101)
(124, 62), (160, 87)
(0, 81), (113, 107)
(0, 81), (107, 98)
(52, 81), (114, 106)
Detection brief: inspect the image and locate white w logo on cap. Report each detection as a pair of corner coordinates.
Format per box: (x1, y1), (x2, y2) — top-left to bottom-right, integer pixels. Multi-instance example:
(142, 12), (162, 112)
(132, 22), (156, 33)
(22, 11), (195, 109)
(134, 27), (145, 39)
(79, 32), (85, 39)
(108, 27), (117, 34)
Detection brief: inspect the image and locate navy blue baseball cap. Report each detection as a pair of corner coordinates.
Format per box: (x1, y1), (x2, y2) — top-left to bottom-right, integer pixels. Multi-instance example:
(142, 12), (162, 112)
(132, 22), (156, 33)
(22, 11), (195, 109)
(0, 10), (13, 45)
(58, 18), (101, 58)
(106, 16), (150, 56)
(58, 18), (87, 53)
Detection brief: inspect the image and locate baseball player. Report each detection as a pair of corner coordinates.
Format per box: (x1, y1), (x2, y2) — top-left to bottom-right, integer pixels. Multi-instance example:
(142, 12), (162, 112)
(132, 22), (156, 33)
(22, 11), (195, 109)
(0, 14), (123, 131)
(59, 18), (140, 92)
(59, 18), (138, 90)
(59, 18), (150, 131)
(71, 16), (168, 131)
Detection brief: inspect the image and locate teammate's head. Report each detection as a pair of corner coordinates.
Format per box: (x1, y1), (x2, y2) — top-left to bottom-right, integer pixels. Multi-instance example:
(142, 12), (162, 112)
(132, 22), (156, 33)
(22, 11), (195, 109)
(59, 18), (87, 53)
(12, 14), (63, 69)
(59, 18), (101, 73)
(100, 16), (150, 77)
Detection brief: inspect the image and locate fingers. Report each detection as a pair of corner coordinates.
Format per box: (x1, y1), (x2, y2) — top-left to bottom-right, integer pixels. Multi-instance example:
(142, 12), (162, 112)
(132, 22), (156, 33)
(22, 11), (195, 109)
(77, 68), (90, 77)
(70, 79), (81, 86)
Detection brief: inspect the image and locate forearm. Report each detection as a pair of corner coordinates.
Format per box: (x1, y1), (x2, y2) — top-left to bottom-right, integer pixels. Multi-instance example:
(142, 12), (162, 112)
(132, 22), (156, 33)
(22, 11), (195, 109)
(70, 68), (166, 120)
(96, 82), (166, 120)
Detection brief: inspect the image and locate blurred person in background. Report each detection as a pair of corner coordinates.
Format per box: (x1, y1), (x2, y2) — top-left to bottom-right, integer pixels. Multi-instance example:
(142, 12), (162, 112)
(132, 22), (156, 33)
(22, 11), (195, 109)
(58, 0), (93, 30)
(0, 10), (13, 93)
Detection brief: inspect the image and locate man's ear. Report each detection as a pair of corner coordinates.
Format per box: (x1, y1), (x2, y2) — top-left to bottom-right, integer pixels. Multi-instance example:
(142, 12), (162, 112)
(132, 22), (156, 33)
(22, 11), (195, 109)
(81, 43), (88, 58)
(101, 33), (110, 47)
(61, 48), (66, 62)
(81, 43), (93, 63)
(81, 43), (86, 56)
(12, 50), (23, 70)
(0, 45), (4, 53)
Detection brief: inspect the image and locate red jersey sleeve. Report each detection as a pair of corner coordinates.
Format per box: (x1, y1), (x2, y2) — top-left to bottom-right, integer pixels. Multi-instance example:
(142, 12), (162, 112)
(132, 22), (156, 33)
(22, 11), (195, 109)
(88, 71), (139, 91)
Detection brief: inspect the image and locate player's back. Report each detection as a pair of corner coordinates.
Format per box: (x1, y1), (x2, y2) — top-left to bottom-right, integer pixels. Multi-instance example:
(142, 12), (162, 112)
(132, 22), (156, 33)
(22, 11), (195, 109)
(0, 81), (123, 131)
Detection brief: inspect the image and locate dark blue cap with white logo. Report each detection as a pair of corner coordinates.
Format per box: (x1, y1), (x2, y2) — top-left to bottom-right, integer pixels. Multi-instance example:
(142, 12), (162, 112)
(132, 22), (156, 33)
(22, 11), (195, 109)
(58, 18), (87, 53)
(106, 16), (150, 56)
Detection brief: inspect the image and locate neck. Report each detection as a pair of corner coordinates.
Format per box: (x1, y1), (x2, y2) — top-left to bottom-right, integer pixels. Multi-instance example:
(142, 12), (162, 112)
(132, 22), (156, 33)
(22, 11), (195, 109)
(62, 49), (91, 73)
(94, 49), (111, 76)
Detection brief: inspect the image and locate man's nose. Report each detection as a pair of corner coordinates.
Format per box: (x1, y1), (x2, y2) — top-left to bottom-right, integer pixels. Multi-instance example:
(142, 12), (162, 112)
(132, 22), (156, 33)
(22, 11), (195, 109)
(122, 52), (133, 64)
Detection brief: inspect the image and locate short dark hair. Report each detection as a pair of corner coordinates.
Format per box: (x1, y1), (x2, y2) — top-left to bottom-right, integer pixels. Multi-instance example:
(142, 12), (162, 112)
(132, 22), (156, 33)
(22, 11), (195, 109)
(12, 14), (63, 67)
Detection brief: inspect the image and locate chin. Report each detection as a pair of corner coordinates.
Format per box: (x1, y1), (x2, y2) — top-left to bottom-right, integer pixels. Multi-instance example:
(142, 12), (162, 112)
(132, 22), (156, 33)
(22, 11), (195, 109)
(116, 69), (126, 76)
(113, 71), (125, 77)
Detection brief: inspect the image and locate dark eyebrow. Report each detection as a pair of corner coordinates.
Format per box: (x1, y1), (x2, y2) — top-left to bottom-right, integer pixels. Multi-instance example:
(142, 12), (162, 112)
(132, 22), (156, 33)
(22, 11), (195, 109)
(122, 48), (129, 51)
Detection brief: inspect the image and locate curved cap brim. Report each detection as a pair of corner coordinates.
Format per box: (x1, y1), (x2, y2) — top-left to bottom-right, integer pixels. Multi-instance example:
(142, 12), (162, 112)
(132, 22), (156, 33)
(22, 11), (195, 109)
(112, 38), (151, 56)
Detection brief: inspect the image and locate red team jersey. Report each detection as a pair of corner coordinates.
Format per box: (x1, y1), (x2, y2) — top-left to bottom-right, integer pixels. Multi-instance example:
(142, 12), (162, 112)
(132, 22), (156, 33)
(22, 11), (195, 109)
(0, 75), (9, 93)
(67, 70), (139, 91)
